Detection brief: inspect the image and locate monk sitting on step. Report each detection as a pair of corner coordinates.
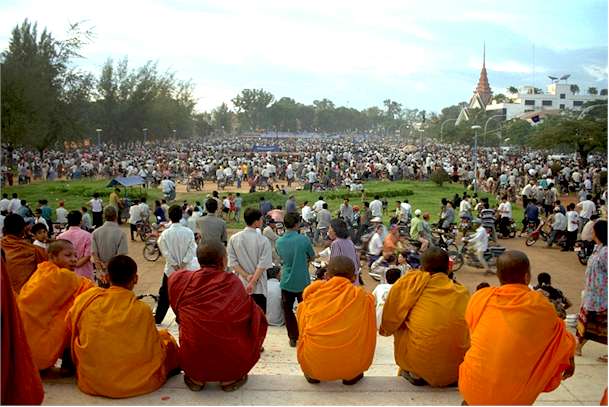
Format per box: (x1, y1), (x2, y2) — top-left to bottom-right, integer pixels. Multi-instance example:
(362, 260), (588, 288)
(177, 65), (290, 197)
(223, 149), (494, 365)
(380, 247), (470, 387)
(17, 240), (94, 373)
(67, 255), (180, 398)
(459, 250), (576, 405)
(297, 255), (376, 385)
(169, 241), (267, 392)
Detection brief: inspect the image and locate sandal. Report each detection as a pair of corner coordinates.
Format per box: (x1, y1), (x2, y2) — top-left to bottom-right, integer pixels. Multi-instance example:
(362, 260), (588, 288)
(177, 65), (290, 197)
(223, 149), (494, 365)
(221, 375), (248, 392)
(184, 375), (205, 392)
(400, 370), (428, 386)
(598, 355), (608, 363)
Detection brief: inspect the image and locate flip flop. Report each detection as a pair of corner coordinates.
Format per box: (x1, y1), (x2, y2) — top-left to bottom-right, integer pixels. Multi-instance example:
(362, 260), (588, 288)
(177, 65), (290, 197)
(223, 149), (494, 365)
(598, 355), (608, 363)
(184, 375), (205, 392)
(221, 375), (248, 392)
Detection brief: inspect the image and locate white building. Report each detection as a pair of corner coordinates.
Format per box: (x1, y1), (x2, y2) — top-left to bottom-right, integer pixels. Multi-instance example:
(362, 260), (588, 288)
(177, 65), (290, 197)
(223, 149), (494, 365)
(486, 82), (608, 120)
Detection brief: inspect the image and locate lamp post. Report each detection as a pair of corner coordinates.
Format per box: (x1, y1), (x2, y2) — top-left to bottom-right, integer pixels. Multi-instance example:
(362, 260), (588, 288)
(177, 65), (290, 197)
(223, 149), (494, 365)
(172, 129), (176, 139)
(95, 128), (102, 146)
(142, 128), (148, 143)
(483, 114), (505, 145)
(577, 103), (607, 119)
(440, 118), (457, 143)
(471, 125), (481, 193)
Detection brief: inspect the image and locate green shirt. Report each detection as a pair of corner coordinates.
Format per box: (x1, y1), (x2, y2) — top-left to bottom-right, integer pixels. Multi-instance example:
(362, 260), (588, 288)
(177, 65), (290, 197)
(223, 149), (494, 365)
(410, 216), (423, 239)
(276, 230), (315, 293)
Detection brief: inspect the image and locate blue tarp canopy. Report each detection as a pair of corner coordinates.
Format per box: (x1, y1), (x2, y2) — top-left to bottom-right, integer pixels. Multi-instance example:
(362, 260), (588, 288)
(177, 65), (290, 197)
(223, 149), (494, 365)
(106, 176), (146, 188)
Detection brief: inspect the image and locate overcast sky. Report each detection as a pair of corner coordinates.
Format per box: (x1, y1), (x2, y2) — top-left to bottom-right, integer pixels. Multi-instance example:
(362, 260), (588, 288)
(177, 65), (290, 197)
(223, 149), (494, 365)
(1, 0), (607, 113)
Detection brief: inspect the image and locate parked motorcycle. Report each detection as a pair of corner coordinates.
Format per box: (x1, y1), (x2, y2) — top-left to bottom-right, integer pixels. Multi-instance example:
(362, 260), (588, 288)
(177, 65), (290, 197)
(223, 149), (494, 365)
(574, 240), (595, 265)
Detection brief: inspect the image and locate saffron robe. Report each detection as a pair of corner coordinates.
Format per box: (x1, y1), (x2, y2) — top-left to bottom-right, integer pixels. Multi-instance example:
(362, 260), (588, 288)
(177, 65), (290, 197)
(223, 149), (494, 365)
(1, 259), (44, 405)
(297, 276), (376, 381)
(67, 286), (179, 398)
(381, 271), (470, 387)
(459, 284), (576, 405)
(168, 267), (267, 382)
(18, 261), (94, 370)
(2, 235), (47, 293)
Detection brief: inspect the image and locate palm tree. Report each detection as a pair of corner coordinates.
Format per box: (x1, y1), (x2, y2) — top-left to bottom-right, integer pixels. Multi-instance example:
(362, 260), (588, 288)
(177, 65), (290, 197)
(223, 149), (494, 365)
(570, 84), (580, 95)
(508, 86), (518, 94)
(588, 87), (598, 95)
(601, 89), (608, 96)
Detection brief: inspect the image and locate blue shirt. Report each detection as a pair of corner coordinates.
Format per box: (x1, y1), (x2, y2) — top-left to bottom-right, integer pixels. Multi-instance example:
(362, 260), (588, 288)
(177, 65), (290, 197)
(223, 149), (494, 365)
(525, 204), (539, 221)
(260, 201), (273, 216)
(276, 230), (315, 293)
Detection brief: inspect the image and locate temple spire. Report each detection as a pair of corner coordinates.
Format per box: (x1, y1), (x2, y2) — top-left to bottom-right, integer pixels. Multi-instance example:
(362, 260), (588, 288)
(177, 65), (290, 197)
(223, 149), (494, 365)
(472, 42), (492, 106)
(483, 41), (486, 68)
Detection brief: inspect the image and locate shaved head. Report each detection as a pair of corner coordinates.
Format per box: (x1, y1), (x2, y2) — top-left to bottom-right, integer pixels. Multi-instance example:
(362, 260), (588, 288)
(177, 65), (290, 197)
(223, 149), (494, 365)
(421, 247), (449, 275)
(47, 239), (74, 257)
(197, 241), (227, 268)
(497, 250), (531, 285)
(326, 256), (355, 281)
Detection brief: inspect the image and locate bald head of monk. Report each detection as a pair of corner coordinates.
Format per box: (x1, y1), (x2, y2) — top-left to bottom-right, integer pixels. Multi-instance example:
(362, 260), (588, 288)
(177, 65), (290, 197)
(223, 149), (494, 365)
(108, 255), (138, 290)
(48, 239), (78, 271)
(497, 250), (531, 286)
(326, 256), (356, 282)
(197, 240), (227, 270)
(3, 213), (26, 237)
(421, 247), (449, 275)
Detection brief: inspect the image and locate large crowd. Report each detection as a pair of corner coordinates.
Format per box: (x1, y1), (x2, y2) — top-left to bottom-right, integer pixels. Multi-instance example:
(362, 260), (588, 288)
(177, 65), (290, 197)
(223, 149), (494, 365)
(1, 135), (608, 405)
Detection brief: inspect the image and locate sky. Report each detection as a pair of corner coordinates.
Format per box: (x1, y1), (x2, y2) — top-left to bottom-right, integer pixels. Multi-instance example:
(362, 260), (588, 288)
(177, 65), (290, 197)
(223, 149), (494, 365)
(1, 0), (607, 113)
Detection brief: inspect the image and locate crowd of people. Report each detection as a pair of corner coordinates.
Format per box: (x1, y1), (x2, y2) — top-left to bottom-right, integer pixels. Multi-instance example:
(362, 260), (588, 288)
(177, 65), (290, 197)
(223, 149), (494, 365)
(1, 135), (608, 405)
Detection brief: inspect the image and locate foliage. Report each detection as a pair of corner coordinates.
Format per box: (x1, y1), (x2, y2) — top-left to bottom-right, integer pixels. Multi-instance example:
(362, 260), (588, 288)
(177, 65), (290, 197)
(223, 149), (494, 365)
(232, 88), (275, 131)
(508, 86), (519, 94)
(588, 87), (598, 95)
(570, 84), (580, 95)
(430, 167), (450, 187)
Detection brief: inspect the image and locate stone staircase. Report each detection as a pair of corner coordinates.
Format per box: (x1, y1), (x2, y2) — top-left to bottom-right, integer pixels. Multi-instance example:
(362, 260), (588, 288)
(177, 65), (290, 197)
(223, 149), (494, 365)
(42, 323), (607, 405)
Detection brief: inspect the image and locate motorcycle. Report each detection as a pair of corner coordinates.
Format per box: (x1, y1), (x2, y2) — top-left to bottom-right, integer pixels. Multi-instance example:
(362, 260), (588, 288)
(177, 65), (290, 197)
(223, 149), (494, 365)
(451, 240), (506, 273)
(497, 218), (517, 239)
(574, 240), (595, 265)
(525, 221), (549, 246)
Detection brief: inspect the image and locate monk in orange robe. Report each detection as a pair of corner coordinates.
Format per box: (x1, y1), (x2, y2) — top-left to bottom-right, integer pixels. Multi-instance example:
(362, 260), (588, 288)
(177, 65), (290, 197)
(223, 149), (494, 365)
(18, 239), (94, 372)
(1, 214), (47, 292)
(297, 255), (376, 384)
(381, 248), (470, 387)
(459, 250), (576, 405)
(67, 255), (179, 398)
(169, 241), (267, 392)
(1, 256), (44, 405)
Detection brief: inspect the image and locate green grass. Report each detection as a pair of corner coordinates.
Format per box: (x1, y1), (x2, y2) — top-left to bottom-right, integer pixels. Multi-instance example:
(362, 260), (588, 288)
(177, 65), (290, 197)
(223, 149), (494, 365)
(4, 179), (522, 226)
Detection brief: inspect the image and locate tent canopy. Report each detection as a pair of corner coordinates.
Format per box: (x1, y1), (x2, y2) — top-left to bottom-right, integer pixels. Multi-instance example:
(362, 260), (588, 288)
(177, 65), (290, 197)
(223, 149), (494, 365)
(106, 176), (146, 188)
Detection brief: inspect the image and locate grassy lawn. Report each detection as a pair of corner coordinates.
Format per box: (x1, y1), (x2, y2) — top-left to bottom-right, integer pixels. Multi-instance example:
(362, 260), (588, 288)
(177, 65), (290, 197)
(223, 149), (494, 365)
(3, 179), (523, 226)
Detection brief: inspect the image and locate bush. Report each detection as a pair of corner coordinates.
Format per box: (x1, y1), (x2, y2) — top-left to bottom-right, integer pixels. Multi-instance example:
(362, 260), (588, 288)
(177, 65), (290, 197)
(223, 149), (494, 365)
(431, 168), (450, 187)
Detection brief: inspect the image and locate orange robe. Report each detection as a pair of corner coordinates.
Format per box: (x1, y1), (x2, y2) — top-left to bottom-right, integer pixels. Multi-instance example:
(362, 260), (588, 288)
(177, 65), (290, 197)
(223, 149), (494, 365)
(67, 286), (179, 398)
(1, 258), (44, 405)
(1, 235), (47, 293)
(297, 276), (376, 381)
(459, 284), (575, 405)
(381, 271), (470, 387)
(17, 261), (94, 370)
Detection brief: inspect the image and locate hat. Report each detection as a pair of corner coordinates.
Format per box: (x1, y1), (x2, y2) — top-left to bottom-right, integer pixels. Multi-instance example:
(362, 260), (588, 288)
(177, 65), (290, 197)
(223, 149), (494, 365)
(414, 209), (422, 216)
(371, 217), (383, 223)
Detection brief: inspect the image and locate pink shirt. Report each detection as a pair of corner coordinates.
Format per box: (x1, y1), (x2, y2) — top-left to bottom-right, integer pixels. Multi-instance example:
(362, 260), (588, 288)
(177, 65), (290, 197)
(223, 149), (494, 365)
(58, 226), (93, 280)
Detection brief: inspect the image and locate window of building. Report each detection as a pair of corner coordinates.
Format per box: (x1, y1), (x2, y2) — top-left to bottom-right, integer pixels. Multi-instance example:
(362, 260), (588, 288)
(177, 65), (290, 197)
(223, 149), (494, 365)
(573, 100), (583, 107)
(560, 93), (566, 99)
(559, 104), (565, 110)
(524, 100), (535, 106)
(542, 100), (552, 106)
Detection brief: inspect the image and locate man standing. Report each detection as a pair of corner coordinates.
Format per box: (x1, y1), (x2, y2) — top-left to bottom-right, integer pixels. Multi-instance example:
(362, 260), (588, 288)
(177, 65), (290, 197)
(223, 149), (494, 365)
(276, 213), (316, 347)
(196, 199), (227, 246)
(565, 203), (579, 251)
(227, 208), (273, 313)
(576, 194), (596, 236)
(370, 195), (383, 219)
(156, 205), (200, 325)
(497, 195), (512, 237)
(91, 207), (128, 288)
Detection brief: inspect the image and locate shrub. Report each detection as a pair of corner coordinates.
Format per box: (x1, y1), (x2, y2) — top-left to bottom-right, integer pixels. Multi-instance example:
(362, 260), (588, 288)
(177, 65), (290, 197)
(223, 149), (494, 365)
(431, 168), (450, 187)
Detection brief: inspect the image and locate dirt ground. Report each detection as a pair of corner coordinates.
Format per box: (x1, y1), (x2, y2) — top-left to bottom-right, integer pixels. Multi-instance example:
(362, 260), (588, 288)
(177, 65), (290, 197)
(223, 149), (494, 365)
(173, 180), (304, 195)
(128, 224), (587, 314)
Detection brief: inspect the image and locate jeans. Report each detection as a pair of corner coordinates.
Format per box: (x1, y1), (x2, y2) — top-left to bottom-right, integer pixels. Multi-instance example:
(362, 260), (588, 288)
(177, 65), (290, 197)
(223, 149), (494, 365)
(155, 274), (169, 324)
(547, 230), (564, 247)
(252, 294), (267, 314)
(281, 290), (303, 341)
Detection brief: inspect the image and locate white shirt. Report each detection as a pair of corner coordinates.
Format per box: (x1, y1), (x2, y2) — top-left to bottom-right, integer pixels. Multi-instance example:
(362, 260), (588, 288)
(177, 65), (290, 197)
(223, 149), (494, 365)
(138, 203), (150, 221)
(400, 202), (412, 219)
(459, 200), (472, 214)
(128, 205), (142, 224)
(0, 198), (9, 212)
(56, 207), (68, 224)
(468, 226), (489, 252)
(566, 211), (579, 232)
(8, 198), (21, 214)
(579, 200), (596, 219)
(368, 232), (384, 256)
(301, 205), (314, 222)
(370, 200), (383, 217)
(313, 200), (326, 212)
(157, 223), (200, 276)
(498, 202), (512, 219)
(372, 283), (392, 328)
(266, 278), (285, 326)
(90, 198), (103, 213)
(160, 179), (175, 193)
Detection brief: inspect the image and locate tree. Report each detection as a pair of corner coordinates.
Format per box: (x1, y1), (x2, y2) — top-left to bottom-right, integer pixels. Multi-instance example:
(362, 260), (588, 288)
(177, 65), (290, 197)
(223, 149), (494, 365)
(493, 93), (509, 103)
(502, 119), (533, 146)
(570, 84), (580, 95)
(231, 89), (274, 131)
(1, 19), (94, 152)
(508, 86), (519, 94)
(601, 89), (608, 96)
(588, 87), (598, 95)
(532, 115), (607, 165)
(211, 103), (233, 133)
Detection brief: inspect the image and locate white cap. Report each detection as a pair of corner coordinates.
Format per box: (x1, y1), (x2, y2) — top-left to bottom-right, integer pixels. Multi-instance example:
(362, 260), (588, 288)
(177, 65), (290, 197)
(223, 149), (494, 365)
(370, 217), (383, 223)
(414, 209), (422, 216)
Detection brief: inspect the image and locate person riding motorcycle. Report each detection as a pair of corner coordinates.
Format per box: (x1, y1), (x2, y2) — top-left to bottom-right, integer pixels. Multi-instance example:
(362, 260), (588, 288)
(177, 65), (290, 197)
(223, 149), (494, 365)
(463, 218), (490, 272)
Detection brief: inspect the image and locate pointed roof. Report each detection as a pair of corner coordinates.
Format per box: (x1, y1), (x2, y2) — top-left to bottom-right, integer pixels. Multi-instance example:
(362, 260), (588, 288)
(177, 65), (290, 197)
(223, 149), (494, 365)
(471, 42), (493, 107)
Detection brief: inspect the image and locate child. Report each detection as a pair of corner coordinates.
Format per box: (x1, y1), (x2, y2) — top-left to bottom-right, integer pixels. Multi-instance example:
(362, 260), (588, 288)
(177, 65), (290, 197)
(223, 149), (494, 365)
(533, 272), (572, 319)
(266, 267), (284, 327)
(34, 208), (48, 229)
(31, 223), (49, 250)
(56, 201), (68, 225)
(17, 240), (94, 373)
(372, 267), (401, 328)
(81, 207), (93, 231)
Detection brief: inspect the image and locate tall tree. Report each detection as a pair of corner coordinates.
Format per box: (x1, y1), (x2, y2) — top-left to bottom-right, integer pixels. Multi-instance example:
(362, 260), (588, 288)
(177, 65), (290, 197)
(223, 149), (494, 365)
(231, 88), (274, 131)
(588, 87), (598, 95)
(569, 84), (580, 95)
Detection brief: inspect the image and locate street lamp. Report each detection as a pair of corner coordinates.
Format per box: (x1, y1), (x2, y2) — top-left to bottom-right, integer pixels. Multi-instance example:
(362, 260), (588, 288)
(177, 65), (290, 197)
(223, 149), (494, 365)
(440, 119), (457, 143)
(483, 114), (505, 145)
(172, 129), (177, 139)
(471, 125), (481, 193)
(142, 128), (148, 143)
(577, 103), (608, 119)
(95, 128), (102, 146)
